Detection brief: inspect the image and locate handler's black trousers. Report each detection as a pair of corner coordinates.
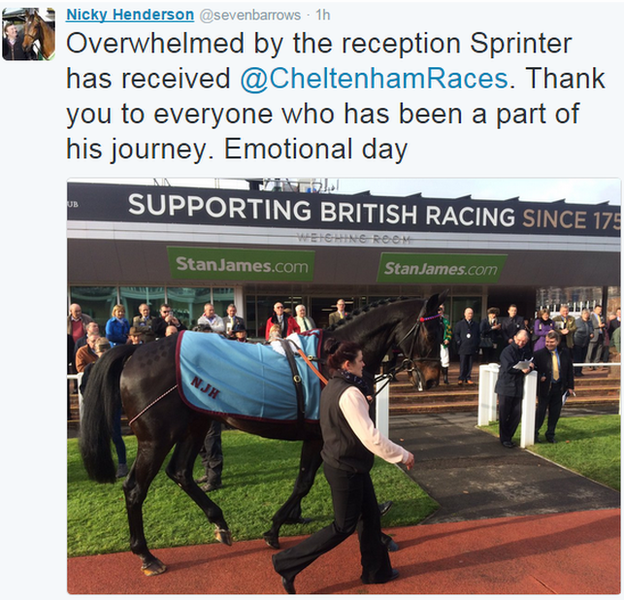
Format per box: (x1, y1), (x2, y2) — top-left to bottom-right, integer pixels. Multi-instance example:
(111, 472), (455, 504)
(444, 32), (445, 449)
(498, 394), (522, 444)
(535, 382), (563, 440)
(272, 462), (393, 583)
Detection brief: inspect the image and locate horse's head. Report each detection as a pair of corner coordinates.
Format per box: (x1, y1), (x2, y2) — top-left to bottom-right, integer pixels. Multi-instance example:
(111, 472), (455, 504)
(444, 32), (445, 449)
(395, 291), (448, 390)
(22, 11), (40, 53)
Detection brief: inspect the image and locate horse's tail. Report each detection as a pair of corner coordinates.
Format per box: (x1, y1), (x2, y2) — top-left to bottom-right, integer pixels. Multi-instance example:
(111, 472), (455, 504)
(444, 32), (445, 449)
(79, 344), (138, 483)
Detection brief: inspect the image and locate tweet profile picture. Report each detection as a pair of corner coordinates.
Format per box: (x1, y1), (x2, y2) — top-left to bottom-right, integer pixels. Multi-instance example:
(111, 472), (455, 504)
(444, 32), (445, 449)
(3, 7), (55, 61)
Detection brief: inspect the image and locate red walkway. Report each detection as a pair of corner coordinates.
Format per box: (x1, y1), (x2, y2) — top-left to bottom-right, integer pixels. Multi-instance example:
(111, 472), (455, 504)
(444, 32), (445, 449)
(68, 508), (619, 594)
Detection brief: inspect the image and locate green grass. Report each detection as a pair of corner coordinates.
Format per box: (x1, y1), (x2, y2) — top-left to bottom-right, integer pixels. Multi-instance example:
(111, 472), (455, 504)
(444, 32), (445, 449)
(480, 414), (620, 491)
(68, 430), (438, 557)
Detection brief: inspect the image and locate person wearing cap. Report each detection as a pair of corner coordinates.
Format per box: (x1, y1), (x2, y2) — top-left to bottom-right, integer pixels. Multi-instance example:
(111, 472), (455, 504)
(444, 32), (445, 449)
(94, 337), (111, 354)
(128, 327), (144, 345)
(231, 322), (249, 342)
(438, 304), (452, 384)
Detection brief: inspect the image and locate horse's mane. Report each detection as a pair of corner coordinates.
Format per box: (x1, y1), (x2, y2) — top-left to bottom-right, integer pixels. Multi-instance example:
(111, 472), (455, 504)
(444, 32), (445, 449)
(326, 296), (423, 331)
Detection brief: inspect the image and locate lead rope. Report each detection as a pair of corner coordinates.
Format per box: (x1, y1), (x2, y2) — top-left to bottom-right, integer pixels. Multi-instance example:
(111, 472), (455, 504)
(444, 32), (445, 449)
(128, 384), (178, 427)
(295, 348), (328, 385)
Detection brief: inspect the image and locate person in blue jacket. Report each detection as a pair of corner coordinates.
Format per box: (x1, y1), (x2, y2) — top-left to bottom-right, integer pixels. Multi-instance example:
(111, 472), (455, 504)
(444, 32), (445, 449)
(105, 304), (130, 346)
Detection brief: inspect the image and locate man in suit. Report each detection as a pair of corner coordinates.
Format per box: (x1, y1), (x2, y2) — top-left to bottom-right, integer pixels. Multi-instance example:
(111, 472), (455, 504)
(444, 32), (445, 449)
(553, 304), (577, 352)
(453, 308), (480, 384)
(132, 303), (156, 343)
(223, 304), (245, 338)
(328, 299), (348, 326)
(295, 304), (316, 332)
(586, 305), (606, 367)
(607, 307), (621, 338)
(501, 304), (526, 345)
(265, 302), (300, 340)
(533, 331), (574, 443)
(495, 330), (533, 448)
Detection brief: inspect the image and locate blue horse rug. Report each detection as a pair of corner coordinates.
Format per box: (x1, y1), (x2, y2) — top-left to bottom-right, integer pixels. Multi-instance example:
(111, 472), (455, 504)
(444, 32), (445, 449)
(176, 330), (323, 424)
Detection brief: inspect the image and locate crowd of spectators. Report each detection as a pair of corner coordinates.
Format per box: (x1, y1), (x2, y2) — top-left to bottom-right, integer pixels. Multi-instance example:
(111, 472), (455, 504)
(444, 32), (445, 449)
(440, 303), (621, 382)
(68, 298), (620, 477)
(67, 299), (621, 381)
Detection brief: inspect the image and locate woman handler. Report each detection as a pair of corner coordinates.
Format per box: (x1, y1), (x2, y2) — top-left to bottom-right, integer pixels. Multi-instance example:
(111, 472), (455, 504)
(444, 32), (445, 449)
(272, 339), (414, 594)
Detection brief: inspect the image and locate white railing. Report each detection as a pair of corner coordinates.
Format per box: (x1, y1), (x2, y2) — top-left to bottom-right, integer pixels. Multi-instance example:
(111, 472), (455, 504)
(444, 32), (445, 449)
(67, 373), (84, 421)
(478, 361), (621, 446)
(478, 363), (500, 427)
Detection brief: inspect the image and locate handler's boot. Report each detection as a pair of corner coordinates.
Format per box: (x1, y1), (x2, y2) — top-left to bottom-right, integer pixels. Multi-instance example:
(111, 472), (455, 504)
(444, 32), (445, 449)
(442, 367), (449, 384)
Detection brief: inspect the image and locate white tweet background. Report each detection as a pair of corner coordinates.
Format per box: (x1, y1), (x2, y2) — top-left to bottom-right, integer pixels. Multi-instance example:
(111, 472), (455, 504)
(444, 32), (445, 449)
(1, 1), (621, 597)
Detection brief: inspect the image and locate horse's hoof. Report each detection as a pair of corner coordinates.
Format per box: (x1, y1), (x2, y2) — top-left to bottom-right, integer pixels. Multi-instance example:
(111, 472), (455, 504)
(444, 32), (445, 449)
(263, 533), (280, 550)
(215, 528), (233, 546)
(387, 539), (399, 552)
(141, 559), (167, 576)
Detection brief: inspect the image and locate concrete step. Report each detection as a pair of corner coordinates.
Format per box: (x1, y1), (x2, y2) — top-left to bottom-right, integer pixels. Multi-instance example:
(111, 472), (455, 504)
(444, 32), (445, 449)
(390, 385), (620, 405)
(387, 366), (620, 415)
(390, 396), (619, 415)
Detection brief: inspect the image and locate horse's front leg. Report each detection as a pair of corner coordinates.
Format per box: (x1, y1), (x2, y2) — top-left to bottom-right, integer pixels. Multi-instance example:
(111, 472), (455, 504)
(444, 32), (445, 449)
(165, 426), (232, 547)
(263, 438), (323, 549)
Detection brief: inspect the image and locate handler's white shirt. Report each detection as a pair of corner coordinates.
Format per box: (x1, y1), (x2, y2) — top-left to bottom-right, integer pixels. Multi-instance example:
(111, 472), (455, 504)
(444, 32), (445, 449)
(338, 386), (409, 464)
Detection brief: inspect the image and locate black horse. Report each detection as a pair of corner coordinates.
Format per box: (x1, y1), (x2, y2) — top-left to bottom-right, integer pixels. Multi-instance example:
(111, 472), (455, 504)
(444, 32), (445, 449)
(79, 292), (445, 576)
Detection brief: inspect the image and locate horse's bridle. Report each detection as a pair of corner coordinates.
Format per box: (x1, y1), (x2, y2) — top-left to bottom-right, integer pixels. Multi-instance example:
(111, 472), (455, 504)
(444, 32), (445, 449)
(22, 13), (42, 50)
(375, 312), (441, 393)
(22, 24), (39, 48)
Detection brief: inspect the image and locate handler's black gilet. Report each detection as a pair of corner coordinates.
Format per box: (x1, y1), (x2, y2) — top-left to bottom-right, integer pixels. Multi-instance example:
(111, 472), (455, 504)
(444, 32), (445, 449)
(320, 376), (374, 474)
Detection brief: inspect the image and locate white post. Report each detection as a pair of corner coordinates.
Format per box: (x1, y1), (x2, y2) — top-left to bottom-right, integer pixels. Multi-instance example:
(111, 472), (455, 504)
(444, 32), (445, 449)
(376, 380), (390, 438)
(487, 364), (499, 423)
(478, 363), (499, 426)
(520, 371), (538, 448)
(478, 364), (491, 426)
